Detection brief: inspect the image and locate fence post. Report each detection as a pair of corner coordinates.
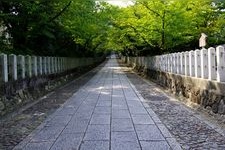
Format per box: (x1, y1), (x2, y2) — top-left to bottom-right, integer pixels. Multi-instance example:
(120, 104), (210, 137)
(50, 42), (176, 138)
(161, 55), (165, 71)
(167, 54), (170, 72)
(38, 56), (43, 75)
(9, 54), (17, 80)
(32, 56), (37, 76)
(189, 51), (195, 77)
(170, 54), (173, 72)
(25, 55), (32, 77)
(185, 51), (190, 76)
(61, 57), (65, 72)
(18, 55), (25, 79)
(60, 57), (62, 72)
(216, 46), (225, 82)
(47, 57), (51, 74)
(51, 57), (54, 74)
(208, 47), (216, 80)
(42, 57), (47, 74)
(57, 57), (60, 73)
(54, 57), (57, 73)
(195, 49), (201, 78)
(201, 48), (208, 79)
(177, 53), (181, 74)
(63, 57), (66, 71)
(181, 52), (185, 75)
(0, 54), (8, 82)
(173, 53), (177, 73)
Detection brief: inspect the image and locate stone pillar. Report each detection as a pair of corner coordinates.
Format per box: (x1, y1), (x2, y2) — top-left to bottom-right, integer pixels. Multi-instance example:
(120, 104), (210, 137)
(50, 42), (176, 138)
(167, 54), (170, 72)
(47, 57), (51, 74)
(0, 54), (8, 82)
(9, 54), (17, 80)
(60, 57), (62, 71)
(216, 46), (225, 82)
(155, 56), (158, 71)
(51, 57), (54, 74)
(161, 55), (165, 71)
(165, 54), (169, 72)
(42, 57), (47, 74)
(195, 49), (201, 78)
(159, 56), (162, 71)
(154, 56), (157, 70)
(180, 52), (185, 75)
(57, 57), (60, 73)
(61, 57), (65, 72)
(185, 51), (190, 76)
(64, 57), (67, 71)
(18, 55), (25, 79)
(170, 54), (173, 73)
(32, 56), (37, 76)
(25, 55), (32, 78)
(208, 47), (216, 80)
(177, 53), (181, 74)
(189, 51), (195, 77)
(173, 53), (177, 74)
(201, 48), (208, 79)
(25, 56), (32, 77)
(147, 57), (150, 70)
(54, 57), (58, 73)
(38, 56), (43, 75)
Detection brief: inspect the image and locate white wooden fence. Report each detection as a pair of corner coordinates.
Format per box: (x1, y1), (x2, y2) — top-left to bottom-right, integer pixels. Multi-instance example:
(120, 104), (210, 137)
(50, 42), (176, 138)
(124, 45), (225, 82)
(0, 54), (101, 83)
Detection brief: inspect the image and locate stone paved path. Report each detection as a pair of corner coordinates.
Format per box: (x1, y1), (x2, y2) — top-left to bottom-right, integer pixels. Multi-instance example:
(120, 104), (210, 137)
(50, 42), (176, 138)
(124, 67), (225, 150)
(14, 58), (181, 150)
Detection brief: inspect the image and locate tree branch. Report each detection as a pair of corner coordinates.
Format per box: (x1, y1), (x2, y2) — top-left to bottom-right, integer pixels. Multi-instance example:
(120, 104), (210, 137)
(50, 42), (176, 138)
(139, 2), (162, 19)
(49, 1), (72, 22)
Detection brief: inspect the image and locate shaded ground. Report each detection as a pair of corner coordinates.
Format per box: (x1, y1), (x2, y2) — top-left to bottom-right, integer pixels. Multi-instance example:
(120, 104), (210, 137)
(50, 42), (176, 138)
(118, 60), (225, 150)
(14, 58), (180, 150)
(0, 62), (106, 150)
(2, 59), (225, 150)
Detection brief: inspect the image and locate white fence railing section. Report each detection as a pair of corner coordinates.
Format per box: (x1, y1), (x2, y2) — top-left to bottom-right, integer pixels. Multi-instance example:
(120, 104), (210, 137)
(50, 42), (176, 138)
(124, 46), (225, 82)
(0, 54), (101, 83)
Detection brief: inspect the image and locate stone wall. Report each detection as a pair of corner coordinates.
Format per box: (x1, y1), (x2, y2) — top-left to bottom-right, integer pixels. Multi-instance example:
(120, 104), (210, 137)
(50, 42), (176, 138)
(0, 59), (105, 117)
(123, 59), (225, 115)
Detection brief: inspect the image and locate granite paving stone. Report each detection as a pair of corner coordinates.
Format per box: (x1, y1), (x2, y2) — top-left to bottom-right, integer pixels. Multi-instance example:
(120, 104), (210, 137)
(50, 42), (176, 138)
(127, 100), (143, 107)
(62, 119), (89, 134)
(45, 115), (72, 127)
(84, 125), (110, 141)
(111, 141), (141, 150)
(111, 131), (138, 142)
(30, 126), (65, 142)
(112, 118), (135, 132)
(135, 125), (165, 140)
(93, 106), (111, 114)
(96, 100), (111, 107)
(112, 109), (131, 118)
(90, 114), (111, 124)
(129, 107), (148, 115)
(131, 114), (155, 125)
(14, 58), (180, 150)
(140, 141), (171, 150)
(23, 142), (54, 150)
(80, 141), (109, 150)
(50, 133), (83, 150)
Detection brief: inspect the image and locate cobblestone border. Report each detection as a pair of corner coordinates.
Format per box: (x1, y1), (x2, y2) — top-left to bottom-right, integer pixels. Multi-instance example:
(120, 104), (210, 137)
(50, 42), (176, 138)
(119, 61), (225, 149)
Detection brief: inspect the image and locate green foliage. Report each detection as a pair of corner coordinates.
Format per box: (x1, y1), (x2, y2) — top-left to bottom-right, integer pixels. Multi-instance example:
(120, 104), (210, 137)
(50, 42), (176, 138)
(103, 0), (225, 56)
(0, 0), (225, 57)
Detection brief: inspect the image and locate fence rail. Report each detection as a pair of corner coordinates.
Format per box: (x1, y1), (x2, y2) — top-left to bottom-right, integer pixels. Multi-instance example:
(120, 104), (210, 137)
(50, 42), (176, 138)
(0, 54), (102, 83)
(123, 45), (225, 82)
